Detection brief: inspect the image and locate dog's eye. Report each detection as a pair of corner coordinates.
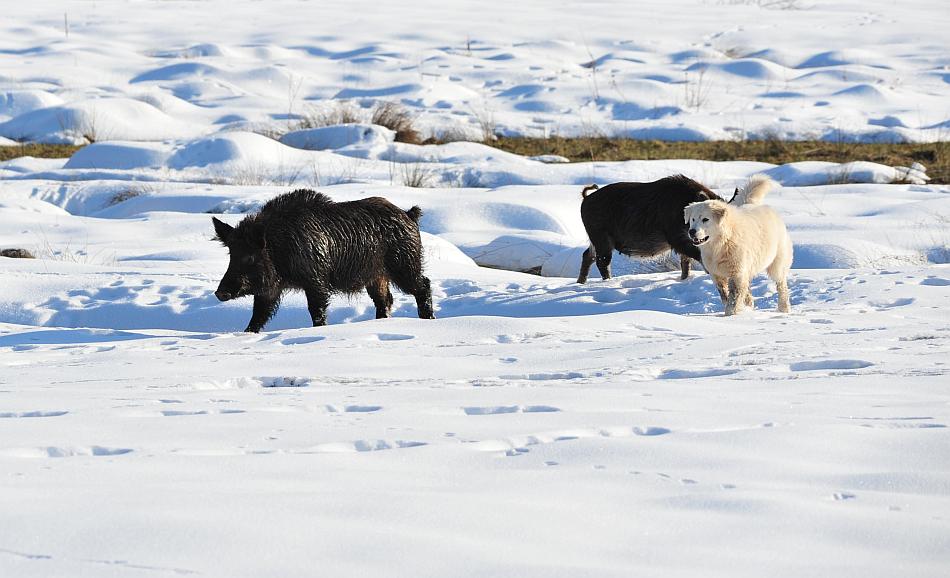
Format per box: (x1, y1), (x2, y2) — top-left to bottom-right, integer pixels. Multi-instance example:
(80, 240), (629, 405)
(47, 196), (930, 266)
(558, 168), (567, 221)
(702, 218), (709, 223)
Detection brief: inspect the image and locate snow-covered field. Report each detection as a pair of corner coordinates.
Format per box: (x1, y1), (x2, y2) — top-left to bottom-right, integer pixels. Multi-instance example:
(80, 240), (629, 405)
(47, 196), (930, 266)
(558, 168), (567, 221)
(1, 0), (948, 143)
(2, 1), (950, 577)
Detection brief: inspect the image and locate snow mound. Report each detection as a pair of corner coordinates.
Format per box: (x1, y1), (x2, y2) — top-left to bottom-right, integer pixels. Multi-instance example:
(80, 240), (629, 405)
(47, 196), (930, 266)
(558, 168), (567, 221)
(0, 90), (64, 120)
(688, 58), (788, 80)
(0, 98), (200, 144)
(279, 124), (395, 151)
(166, 132), (310, 169)
(65, 141), (172, 170)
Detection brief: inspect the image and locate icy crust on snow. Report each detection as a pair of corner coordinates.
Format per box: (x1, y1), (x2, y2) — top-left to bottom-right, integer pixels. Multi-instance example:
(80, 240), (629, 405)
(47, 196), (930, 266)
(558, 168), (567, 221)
(0, 1), (948, 144)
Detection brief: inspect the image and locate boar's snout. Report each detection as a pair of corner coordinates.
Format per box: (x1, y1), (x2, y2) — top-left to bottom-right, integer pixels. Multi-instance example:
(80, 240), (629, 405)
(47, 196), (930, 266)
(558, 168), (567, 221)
(214, 289), (234, 302)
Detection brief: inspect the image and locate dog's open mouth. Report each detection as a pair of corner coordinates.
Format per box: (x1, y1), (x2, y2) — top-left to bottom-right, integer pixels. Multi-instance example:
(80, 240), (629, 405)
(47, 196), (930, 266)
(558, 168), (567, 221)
(691, 236), (709, 246)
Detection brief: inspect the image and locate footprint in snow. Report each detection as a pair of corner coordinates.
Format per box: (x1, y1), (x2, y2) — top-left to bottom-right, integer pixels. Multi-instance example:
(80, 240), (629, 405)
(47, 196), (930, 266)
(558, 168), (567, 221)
(326, 405), (382, 413)
(871, 297), (915, 309)
(658, 368), (740, 379)
(280, 335), (326, 345)
(789, 359), (873, 371)
(374, 333), (414, 341)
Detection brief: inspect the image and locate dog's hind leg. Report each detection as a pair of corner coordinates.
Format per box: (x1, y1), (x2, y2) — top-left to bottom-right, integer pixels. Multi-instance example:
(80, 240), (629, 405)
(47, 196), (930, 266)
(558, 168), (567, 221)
(776, 278), (790, 313)
(769, 261), (791, 313)
(768, 236), (793, 313)
(577, 245), (595, 284)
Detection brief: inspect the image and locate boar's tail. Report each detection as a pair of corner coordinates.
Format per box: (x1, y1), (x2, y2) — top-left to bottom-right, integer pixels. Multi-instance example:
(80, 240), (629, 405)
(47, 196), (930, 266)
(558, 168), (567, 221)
(581, 183), (599, 198)
(406, 206), (423, 222)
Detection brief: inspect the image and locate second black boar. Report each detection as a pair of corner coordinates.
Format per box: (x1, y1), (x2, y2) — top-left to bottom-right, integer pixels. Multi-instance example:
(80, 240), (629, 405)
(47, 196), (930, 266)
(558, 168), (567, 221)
(576, 175), (723, 283)
(212, 189), (435, 332)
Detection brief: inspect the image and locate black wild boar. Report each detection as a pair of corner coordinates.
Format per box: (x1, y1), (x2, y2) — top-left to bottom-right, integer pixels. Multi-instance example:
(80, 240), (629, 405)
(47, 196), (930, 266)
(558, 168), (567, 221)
(576, 175), (723, 283)
(212, 189), (435, 332)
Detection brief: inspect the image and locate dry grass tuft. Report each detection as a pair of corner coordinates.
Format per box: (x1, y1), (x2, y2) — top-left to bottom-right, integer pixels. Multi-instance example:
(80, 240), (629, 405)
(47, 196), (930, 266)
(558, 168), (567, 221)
(491, 137), (950, 183)
(0, 143), (84, 162)
(371, 101), (421, 144)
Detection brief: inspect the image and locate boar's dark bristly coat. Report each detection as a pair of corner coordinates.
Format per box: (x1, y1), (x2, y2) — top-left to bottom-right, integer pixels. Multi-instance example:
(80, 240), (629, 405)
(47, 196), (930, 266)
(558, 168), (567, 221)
(576, 175), (723, 283)
(212, 189), (435, 332)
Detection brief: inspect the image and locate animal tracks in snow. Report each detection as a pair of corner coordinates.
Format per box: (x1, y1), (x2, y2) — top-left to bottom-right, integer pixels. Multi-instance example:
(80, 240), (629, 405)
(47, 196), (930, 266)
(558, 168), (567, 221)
(0, 410), (68, 418)
(160, 409), (246, 417)
(462, 405), (560, 415)
(658, 368), (740, 379)
(839, 416), (947, 430)
(468, 425), (671, 454)
(326, 404), (382, 413)
(171, 439), (427, 456)
(0, 445), (132, 458)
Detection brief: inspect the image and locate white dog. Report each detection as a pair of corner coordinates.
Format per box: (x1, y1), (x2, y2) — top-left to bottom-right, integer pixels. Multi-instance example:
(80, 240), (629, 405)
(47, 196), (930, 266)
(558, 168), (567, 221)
(684, 175), (793, 315)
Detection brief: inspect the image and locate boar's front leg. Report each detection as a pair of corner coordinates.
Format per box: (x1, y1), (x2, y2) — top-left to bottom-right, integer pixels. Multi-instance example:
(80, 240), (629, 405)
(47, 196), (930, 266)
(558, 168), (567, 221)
(304, 288), (331, 327)
(245, 293), (280, 333)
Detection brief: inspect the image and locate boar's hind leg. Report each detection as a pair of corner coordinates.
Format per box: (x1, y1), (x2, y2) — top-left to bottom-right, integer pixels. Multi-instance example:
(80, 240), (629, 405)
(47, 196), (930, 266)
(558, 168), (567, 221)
(679, 254), (692, 280)
(577, 246), (595, 284)
(412, 276), (435, 319)
(304, 288), (331, 327)
(366, 278), (394, 319)
(392, 272), (435, 319)
(246, 294), (280, 333)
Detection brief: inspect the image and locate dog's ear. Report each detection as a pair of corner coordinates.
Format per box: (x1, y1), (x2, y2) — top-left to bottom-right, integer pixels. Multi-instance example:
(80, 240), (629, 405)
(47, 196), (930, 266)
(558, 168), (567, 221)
(708, 201), (729, 218)
(683, 202), (700, 223)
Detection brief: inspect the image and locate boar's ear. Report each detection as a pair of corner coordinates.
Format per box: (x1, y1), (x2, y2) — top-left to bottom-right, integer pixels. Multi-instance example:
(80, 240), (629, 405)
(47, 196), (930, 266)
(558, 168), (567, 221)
(243, 224), (266, 252)
(212, 217), (234, 245)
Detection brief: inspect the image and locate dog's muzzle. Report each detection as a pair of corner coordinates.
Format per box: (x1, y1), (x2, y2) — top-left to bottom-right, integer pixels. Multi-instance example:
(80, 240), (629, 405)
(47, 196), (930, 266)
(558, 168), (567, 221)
(214, 290), (234, 302)
(690, 235), (709, 246)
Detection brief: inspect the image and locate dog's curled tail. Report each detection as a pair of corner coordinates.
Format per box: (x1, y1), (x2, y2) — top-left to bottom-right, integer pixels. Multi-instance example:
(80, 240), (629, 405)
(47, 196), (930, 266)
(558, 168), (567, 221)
(581, 183), (599, 198)
(406, 206), (423, 223)
(735, 174), (775, 205)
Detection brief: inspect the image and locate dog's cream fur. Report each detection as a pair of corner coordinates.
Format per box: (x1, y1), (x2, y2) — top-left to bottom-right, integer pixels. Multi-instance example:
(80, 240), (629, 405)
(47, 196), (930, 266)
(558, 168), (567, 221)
(684, 175), (793, 315)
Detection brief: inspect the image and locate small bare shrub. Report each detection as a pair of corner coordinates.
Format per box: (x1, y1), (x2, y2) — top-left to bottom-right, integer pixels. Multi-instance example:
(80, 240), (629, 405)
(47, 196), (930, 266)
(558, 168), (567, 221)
(294, 101), (363, 130)
(372, 101), (421, 144)
(398, 163), (436, 188)
(214, 161), (306, 187)
(683, 67), (711, 111)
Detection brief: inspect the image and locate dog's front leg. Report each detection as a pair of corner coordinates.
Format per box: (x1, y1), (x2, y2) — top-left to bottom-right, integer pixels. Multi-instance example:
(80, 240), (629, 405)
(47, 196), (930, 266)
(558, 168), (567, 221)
(713, 275), (729, 306)
(726, 277), (752, 315)
(725, 277), (745, 316)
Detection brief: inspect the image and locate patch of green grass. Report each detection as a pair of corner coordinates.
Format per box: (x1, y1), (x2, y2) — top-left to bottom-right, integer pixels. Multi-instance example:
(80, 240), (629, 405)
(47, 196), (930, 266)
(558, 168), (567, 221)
(491, 137), (950, 183)
(0, 143), (84, 162)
